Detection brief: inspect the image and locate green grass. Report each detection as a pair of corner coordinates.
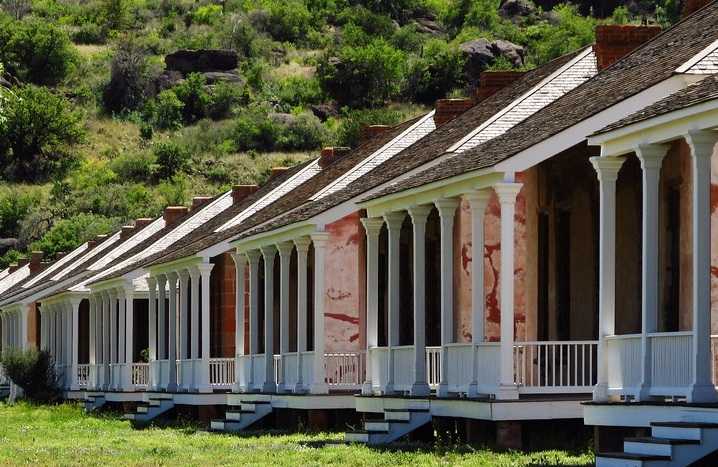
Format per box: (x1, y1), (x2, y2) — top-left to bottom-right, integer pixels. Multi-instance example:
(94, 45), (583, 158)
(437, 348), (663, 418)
(0, 402), (594, 466)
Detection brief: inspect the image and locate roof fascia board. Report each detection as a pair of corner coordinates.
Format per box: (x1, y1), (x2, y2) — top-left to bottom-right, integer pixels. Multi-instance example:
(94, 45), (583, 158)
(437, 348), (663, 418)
(42, 290), (87, 306)
(147, 256), (202, 276)
(233, 224), (316, 253)
(0, 270), (91, 308)
(495, 74), (701, 173)
(88, 277), (131, 294)
(676, 38), (718, 73)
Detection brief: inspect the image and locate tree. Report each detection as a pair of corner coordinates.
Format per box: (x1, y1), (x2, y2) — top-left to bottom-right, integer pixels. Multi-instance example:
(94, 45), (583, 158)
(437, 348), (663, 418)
(102, 39), (150, 113)
(0, 86), (84, 182)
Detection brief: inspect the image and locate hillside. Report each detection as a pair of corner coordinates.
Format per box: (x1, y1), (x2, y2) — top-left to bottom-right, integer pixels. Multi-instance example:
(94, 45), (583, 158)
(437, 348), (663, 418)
(0, 0), (683, 267)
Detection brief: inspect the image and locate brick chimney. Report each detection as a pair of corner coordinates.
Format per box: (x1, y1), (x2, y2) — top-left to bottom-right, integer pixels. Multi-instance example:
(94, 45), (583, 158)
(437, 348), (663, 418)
(475, 71), (526, 102)
(269, 167), (289, 180)
(56, 252), (66, 260)
(8, 263), (19, 273)
(191, 196), (212, 211)
(593, 25), (662, 70)
(319, 147), (351, 168)
(17, 258), (29, 268)
(683, 0), (712, 17)
(134, 218), (154, 230)
(359, 125), (391, 143)
(434, 98), (476, 126)
(232, 185), (258, 204)
(120, 225), (135, 240)
(87, 239), (98, 250)
(29, 251), (43, 274)
(163, 206), (189, 226)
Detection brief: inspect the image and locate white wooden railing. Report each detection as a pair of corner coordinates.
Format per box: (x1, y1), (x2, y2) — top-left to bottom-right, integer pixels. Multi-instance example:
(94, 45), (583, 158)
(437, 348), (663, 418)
(712, 335), (718, 386)
(649, 331), (692, 397)
(76, 364), (90, 388)
(0, 365), (8, 385)
(606, 334), (642, 397)
(514, 341), (597, 393)
(273, 354), (281, 384)
(131, 363), (149, 388)
(426, 346), (441, 388)
(391, 346), (415, 392)
(325, 352), (364, 388)
(209, 358), (235, 388)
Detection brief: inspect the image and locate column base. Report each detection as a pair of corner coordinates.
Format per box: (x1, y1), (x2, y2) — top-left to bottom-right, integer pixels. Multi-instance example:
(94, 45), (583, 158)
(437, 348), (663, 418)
(166, 382), (178, 393)
(383, 383), (396, 396)
(196, 384), (212, 394)
(262, 382), (277, 393)
(361, 381), (373, 396)
(495, 384), (519, 400)
(293, 383), (307, 394)
(467, 382), (479, 398)
(592, 382), (609, 402)
(437, 382), (449, 398)
(310, 383), (329, 395)
(410, 382), (431, 397)
(687, 383), (718, 403)
(636, 383), (652, 402)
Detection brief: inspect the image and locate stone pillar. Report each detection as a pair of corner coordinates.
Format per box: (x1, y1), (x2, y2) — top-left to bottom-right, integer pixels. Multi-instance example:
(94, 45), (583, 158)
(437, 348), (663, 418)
(261, 246), (277, 393)
(590, 156), (625, 401)
(70, 299), (81, 390)
(635, 144), (668, 401)
(294, 237), (311, 393)
(383, 211), (405, 394)
(124, 286), (135, 391)
(198, 262), (214, 393)
(310, 232), (330, 394)
(361, 218), (383, 395)
(408, 206), (432, 396)
(434, 198), (460, 398)
(277, 242), (294, 393)
(493, 183), (522, 400)
(686, 131), (718, 403)
(247, 250), (261, 390)
(466, 190), (491, 397)
(166, 272), (179, 392)
(231, 252), (247, 393)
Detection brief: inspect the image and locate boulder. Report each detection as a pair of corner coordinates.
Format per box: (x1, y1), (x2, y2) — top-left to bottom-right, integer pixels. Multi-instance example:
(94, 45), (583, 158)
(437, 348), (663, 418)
(460, 38), (525, 85)
(412, 17), (445, 36)
(459, 38), (496, 69)
(310, 102), (339, 121)
(499, 0), (536, 19)
(154, 70), (184, 92)
(165, 49), (239, 74)
(201, 71), (244, 85)
(0, 238), (18, 252)
(269, 112), (296, 126)
(0, 76), (12, 89)
(491, 39), (525, 67)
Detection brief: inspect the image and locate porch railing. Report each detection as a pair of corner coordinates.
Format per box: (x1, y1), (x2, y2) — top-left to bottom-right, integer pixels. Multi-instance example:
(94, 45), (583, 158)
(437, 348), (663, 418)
(712, 335), (718, 386)
(131, 363), (149, 388)
(325, 352), (365, 388)
(0, 366), (7, 385)
(209, 358), (235, 388)
(513, 341), (597, 393)
(649, 331), (692, 397)
(76, 364), (90, 388)
(606, 334), (642, 397)
(426, 346), (441, 389)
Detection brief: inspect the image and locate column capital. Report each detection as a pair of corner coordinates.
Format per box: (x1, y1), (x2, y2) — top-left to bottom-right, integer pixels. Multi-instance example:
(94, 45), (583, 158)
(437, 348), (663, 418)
(434, 197), (460, 217)
(107, 288), (118, 299)
(166, 271), (179, 288)
(590, 156), (625, 182)
(179, 268), (191, 280)
(122, 280), (135, 298)
(310, 231), (330, 248)
(245, 249), (262, 264)
(465, 190), (492, 212)
(685, 130), (718, 158)
(146, 275), (157, 288)
(493, 183), (523, 203)
(276, 241), (294, 258)
(197, 262), (214, 276)
(68, 296), (83, 310)
(293, 236), (312, 253)
(635, 143), (669, 169)
(408, 205), (433, 225)
(230, 251), (247, 267)
(383, 211), (406, 231)
(260, 244), (277, 261)
(361, 217), (384, 237)
(156, 273), (167, 287)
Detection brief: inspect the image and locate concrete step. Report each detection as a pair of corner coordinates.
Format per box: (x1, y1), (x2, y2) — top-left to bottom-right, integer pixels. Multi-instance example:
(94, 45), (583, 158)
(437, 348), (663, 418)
(624, 437), (699, 457)
(345, 409), (431, 445)
(125, 399), (175, 424)
(596, 452), (671, 467)
(210, 403), (272, 433)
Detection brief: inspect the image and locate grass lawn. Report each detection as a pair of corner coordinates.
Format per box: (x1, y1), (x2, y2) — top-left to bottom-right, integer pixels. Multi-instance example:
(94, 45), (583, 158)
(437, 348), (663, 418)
(0, 402), (594, 466)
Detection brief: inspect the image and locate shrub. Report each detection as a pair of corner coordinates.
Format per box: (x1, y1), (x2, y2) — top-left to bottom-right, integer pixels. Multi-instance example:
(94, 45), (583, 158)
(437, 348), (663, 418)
(152, 141), (189, 179)
(317, 39), (406, 108)
(102, 40), (150, 113)
(206, 81), (244, 120)
(528, 4), (596, 65)
(145, 89), (184, 130)
(336, 107), (403, 147)
(274, 76), (324, 109)
(110, 150), (155, 182)
(251, 0), (312, 43)
(405, 39), (465, 104)
(0, 249), (24, 269)
(191, 4), (222, 25)
(0, 349), (61, 403)
(231, 108), (329, 152)
(173, 72), (210, 124)
(337, 5), (396, 39)
(0, 187), (42, 238)
(30, 213), (116, 256)
(391, 24), (426, 53)
(72, 22), (107, 44)
(0, 85), (84, 183)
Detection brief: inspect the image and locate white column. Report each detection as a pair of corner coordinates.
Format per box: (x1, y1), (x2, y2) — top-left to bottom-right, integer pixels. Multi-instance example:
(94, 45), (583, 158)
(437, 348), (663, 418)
(124, 285), (135, 391)
(19, 303), (29, 350)
(147, 277), (157, 362)
(64, 302), (73, 388)
(231, 252), (247, 393)
(434, 198), (459, 397)
(261, 246), (277, 393)
(383, 211), (405, 394)
(277, 242), (293, 393)
(198, 262), (214, 393)
(157, 275), (167, 361)
(466, 190), (491, 397)
(408, 206), (432, 396)
(590, 156), (625, 401)
(686, 131), (718, 402)
(247, 250), (261, 390)
(70, 299), (81, 390)
(118, 289), (126, 370)
(493, 183), (522, 400)
(109, 292), (117, 370)
(361, 218), (383, 395)
(178, 270), (190, 365)
(190, 268), (200, 362)
(40, 308), (47, 351)
(635, 144), (668, 401)
(310, 232), (329, 394)
(294, 237), (311, 393)
(1, 313), (7, 353)
(102, 292), (111, 390)
(181, 268), (193, 391)
(89, 297), (96, 366)
(166, 272), (179, 392)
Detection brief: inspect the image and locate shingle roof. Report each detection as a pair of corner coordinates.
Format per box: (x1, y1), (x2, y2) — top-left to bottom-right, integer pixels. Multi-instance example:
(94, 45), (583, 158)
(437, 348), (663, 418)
(365, 3), (718, 200)
(596, 74), (718, 135)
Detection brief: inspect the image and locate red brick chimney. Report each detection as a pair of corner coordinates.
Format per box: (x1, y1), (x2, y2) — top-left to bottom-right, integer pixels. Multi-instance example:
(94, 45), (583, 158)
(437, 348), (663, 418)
(87, 239), (98, 250)
(8, 263), (19, 273)
(191, 196), (212, 211)
(120, 225), (135, 240)
(232, 185), (258, 204)
(163, 206), (189, 226)
(17, 258), (29, 268)
(29, 251), (43, 274)
(434, 98), (476, 126)
(269, 167), (289, 180)
(593, 25), (662, 70)
(134, 218), (154, 230)
(359, 125), (391, 143)
(56, 252), (66, 260)
(683, 0), (712, 17)
(475, 71), (526, 102)
(319, 147), (351, 168)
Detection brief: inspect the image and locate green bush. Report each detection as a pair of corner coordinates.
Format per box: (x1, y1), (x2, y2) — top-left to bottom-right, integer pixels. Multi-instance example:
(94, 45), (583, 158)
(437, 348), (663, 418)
(206, 82), (244, 120)
(274, 76), (324, 109)
(231, 107), (329, 152)
(30, 213), (116, 256)
(0, 85), (84, 183)
(528, 5), (596, 65)
(110, 150), (155, 182)
(191, 4), (222, 25)
(1, 349), (61, 403)
(0, 17), (77, 85)
(336, 107), (403, 147)
(72, 22), (108, 44)
(317, 38), (405, 108)
(173, 73), (210, 124)
(252, 0), (313, 43)
(152, 141), (189, 179)
(405, 39), (465, 104)
(145, 89), (184, 130)
(0, 187), (43, 238)
(102, 40), (150, 113)
(0, 249), (25, 269)
(337, 5), (396, 39)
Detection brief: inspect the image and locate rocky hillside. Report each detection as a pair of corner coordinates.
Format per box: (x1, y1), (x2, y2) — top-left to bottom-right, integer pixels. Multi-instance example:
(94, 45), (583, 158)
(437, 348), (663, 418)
(0, 0), (684, 267)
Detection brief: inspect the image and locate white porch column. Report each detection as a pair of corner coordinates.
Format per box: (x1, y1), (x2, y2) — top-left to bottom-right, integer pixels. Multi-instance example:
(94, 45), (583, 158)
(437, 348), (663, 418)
(408, 206), (432, 396)
(261, 246), (277, 393)
(40, 308), (47, 351)
(178, 269), (190, 366)
(493, 182), (522, 400)
(590, 156), (625, 402)
(88, 297), (96, 367)
(1, 313), (7, 353)
(124, 285), (135, 391)
(310, 232), (330, 394)
(182, 267), (194, 392)
(147, 277), (157, 362)
(198, 262), (214, 393)
(294, 237), (311, 393)
(157, 275), (167, 361)
(70, 298), (81, 390)
(102, 291), (111, 390)
(686, 131), (718, 403)
(383, 211), (405, 394)
(277, 242), (293, 393)
(230, 252), (247, 393)
(636, 144), (668, 401)
(109, 291), (117, 372)
(247, 250), (261, 390)
(166, 272), (179, 392)
(434, 198), (459, 398)
(19, 303), (29, 350)
(189, 267), (200, 362)
(361, 218), (384, 395)
(64, 302), (73, 388)
(118, 289), (126, 371)
(466, 190), (491, 397)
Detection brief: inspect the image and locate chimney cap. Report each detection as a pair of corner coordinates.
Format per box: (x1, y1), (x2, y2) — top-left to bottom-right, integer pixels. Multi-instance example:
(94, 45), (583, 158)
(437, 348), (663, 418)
(319, 147), (351, 168)
(134, 218), (154, 229)
(120, 225), (136, 240)
(269, 167), (289, 180)
(232, 185), (259, 204)
(191, 196), (213, 210)
(163, 205), (190, 226)
(434, 97), (476, 126)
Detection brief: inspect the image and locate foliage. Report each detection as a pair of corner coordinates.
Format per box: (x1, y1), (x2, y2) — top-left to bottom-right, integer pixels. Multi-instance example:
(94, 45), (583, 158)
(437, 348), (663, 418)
(102, 39), (150, 114)
(191, 4), (223, 25)
(0, 349), (61, 403)
(152, 140), (189, 179)
(0, 249), (24, 268)
(527, 5), (597, 65)
(0, 186), (43, 238)
(173, 73), (211, 124)
(336, 106), (403, 147)
(145, 89), (184, 130)
(30, 212), (117, 256)
(232, 107), (329, 152)
(405, 38), (465, 104)
(251, 0), (313, 43)
(0, 86), (84, 183)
